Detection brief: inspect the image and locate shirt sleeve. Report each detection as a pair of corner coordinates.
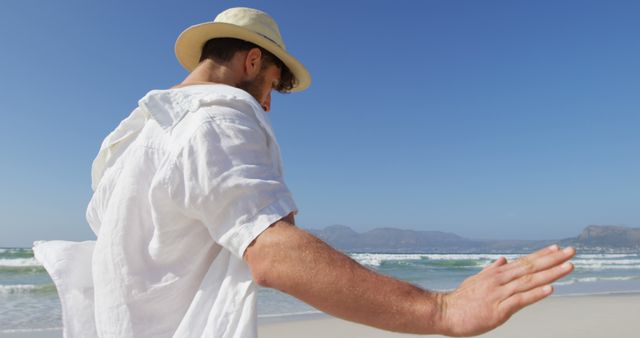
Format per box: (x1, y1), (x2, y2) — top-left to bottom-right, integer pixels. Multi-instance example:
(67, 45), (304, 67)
(160, 110), (297, 259)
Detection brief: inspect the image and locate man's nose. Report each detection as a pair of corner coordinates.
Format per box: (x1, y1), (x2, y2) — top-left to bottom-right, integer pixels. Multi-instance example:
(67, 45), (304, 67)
(261, 92), (272, 112)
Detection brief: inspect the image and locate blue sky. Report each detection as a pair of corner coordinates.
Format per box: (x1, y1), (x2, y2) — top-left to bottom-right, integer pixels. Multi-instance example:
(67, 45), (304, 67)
(1, 0), (638, 247)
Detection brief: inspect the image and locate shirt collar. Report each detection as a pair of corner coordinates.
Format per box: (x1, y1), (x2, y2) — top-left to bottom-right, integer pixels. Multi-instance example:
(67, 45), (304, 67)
(139, 84), (279, 150)
(138, 84), (265, 131)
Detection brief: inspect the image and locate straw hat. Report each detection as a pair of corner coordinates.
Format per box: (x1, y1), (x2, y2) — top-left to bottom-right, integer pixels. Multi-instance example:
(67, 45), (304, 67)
(175, 7), (311, 92)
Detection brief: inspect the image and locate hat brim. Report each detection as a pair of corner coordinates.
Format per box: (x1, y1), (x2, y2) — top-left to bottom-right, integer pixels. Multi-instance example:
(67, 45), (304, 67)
(175, 22), (311, 92)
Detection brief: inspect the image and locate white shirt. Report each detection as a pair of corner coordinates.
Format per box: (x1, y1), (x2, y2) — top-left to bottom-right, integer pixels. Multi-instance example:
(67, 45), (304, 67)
(33, 84), (297, 338)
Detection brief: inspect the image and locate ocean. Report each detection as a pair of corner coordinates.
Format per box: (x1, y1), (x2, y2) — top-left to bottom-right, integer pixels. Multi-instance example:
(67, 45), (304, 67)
(2, 247), (640, 333)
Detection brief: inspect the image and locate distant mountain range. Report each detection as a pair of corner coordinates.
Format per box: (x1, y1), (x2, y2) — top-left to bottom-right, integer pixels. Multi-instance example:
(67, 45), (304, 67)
(559, 225), (640, 251)
(305, 225), (640, 254)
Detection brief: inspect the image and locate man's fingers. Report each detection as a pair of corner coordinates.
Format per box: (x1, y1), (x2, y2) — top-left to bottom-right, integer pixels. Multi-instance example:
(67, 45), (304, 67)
(504, 261), (574, 296)
(524, 244), (561, 261)
(482, 256), (507, 272)
(482, 245), (559, 274)
(498, 246), (575, 284)
(498, 284), (554, 318)
(495, 244), (559, 274)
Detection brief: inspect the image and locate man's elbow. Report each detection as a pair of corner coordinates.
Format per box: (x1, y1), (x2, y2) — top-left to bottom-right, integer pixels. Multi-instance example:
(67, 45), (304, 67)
(243, 237), (275, 287)
(243, 216), (298, 288)
(249, 262), (272, 288)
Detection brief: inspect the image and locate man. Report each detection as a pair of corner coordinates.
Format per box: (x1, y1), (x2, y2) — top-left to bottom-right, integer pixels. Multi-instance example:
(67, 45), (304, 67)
(33, 7), (575, 338)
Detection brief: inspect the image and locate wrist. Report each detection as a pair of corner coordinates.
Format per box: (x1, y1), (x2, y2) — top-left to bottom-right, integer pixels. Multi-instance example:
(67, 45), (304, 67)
(414, 290), (451, 335)
(433, 291), (451, 336)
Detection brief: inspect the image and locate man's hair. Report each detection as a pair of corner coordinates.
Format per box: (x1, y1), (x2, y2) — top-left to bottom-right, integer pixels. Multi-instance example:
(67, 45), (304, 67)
(199, 38), (296, 93)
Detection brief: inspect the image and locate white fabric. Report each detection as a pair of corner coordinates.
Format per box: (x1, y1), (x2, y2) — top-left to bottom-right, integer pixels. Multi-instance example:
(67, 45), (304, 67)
(33, 84), (297, 338)
(32, 240), (98, 337)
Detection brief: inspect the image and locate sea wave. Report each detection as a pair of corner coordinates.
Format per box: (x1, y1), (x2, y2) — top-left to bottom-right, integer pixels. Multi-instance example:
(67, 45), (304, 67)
(0, 284), (56, 295)
(0, 327), (63, 334)
(0, 265), (46, 274)
(554, 276), (640, 286)
(0, 248), (33, 259)
(350, 253), (640, 271)
(350, 253), (426, 267)
(0, 258), (41, 267)
(578, 254), (638, 259)
(350, 253), (524, 268)
(572, 258), (640, 270)
(421, 254), (523, 261)
(383, 258), (487, 269)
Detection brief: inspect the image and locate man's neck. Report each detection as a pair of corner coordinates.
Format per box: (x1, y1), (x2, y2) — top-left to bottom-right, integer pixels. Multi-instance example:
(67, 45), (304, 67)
(174, 59), (243, 89)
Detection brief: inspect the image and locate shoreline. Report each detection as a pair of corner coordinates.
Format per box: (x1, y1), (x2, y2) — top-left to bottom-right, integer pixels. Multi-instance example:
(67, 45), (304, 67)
(2, 292), (639, 338)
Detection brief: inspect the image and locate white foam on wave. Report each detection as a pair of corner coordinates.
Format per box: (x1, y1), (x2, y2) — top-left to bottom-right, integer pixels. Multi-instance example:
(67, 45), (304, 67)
(0, 327), (63, 334)
(350, 253), (640, 270)
(350, 253), (426, 266)
(0, 247), (32, 254)
(0, 284), (50, 294)
(419, 254), (524, 268)
(421, 254), (523, 261)
(349, 253), (528, 267)
(572, 258), (640, 270)
(553, 276), (640, 286)
(578, 253), (638, 259)
(0, 258), (41, 267)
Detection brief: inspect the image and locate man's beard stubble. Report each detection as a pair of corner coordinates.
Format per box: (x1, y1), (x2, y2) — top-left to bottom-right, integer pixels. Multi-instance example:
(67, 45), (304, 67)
(236, 70), (266, 104)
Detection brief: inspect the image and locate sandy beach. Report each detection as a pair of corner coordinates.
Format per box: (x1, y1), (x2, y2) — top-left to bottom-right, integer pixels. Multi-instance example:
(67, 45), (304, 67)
(2, 294), (638, 338)
(259, 293), (640, 338)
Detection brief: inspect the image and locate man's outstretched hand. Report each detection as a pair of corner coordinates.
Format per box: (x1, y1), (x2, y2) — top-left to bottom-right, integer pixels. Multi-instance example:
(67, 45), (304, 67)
(438, 245), (576, 337)
(247, 221), (576, 336)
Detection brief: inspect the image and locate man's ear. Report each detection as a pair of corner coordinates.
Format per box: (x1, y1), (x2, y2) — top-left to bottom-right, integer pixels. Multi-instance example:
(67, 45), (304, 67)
(244, 48), (262, 78)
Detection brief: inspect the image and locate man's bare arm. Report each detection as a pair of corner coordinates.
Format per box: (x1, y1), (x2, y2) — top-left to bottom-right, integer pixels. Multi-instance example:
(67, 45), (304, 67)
(244, 216), (575, 336)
